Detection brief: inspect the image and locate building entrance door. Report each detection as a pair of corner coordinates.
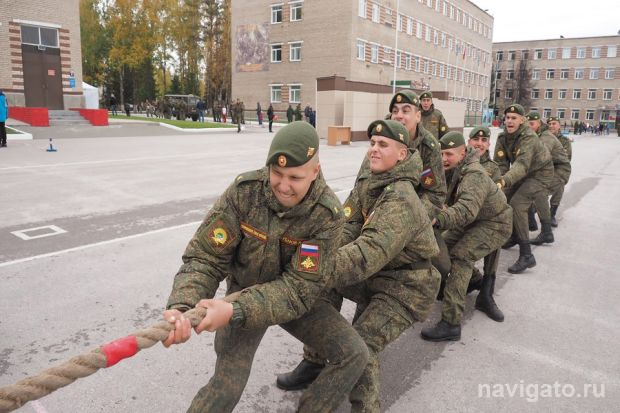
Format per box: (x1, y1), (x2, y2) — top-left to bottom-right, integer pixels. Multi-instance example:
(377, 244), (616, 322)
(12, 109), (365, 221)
(22, 44), (64, 109)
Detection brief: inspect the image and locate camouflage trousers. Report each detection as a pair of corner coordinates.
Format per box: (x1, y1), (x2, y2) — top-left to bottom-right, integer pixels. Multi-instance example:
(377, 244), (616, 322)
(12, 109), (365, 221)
(504, 176), (552, 241)
(441, 215), (512, 325)
(533, 174), (567, 218)
(305, 266), (440, 413)
(187, 297), (368, 413)
(549, 175), (568, 207)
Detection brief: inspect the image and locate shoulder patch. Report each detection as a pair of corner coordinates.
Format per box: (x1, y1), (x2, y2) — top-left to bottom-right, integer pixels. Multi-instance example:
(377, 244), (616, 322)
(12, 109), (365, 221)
(297, 243), (320, 273)
(342, 198), (355, 219)
(421, 168), (436, 189)
(318, 193), (343, 218)
(203, 219), (236, 252)
(496, 150), (505, 158)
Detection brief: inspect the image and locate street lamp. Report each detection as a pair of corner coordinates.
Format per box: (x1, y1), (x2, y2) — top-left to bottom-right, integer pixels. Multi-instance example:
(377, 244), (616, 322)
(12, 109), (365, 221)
(392, 0), (400, 94)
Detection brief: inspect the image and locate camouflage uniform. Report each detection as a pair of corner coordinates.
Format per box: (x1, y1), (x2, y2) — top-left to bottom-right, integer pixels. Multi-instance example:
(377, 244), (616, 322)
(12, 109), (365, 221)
(477, 151), (503, 277)
(494, 124), (554, 242)
(436, 147), (512, 325)
(167, 124), (368, 412)
(421, 104), (449, 139)
(550, 130), (573, 207)
(533, 127), (571, 218)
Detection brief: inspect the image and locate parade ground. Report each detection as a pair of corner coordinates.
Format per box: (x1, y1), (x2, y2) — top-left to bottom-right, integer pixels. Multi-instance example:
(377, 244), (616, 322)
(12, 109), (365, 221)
(0, 123), (618, 412)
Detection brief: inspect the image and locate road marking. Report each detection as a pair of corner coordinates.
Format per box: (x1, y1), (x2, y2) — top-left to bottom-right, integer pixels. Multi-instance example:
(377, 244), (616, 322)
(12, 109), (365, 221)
(0, 221), (201, 269)
(11, 225), (67, 240)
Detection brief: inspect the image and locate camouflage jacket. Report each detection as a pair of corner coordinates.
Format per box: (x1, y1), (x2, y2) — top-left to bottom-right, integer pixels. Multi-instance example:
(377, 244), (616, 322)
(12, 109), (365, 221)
(421, 105), (449, 139)
(539, 128), (571, 184)
(494, 124), (554, 187)
(479, 151), (501, 182)
(166, 168), (344, 330)
(554, 131), (573, 161)
(336, 152), (439, 287)
(436, 147), (511, 230)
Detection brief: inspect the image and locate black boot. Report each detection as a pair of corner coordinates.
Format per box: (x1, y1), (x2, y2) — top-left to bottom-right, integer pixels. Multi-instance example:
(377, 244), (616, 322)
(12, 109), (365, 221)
(475, 274), (504, 322)
(528, 205), (538, 231)
(421, 319), (461, 342)
(530, 221), (554, 245)
(502, 235), (518, 249)
(508, 241), (536, 274)
(276, 359), (324, 391)
(467, 267), (483, 294)
(550, 205), (559, 227)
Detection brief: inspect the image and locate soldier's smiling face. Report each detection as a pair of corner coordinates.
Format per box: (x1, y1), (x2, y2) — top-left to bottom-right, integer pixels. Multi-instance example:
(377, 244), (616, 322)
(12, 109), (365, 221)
(269, 159), (320, 208)
(548, 120), (561, 135)
(468, 135), (490, 156)
(420, 97), (433, 111)
(391, 103), (421, 136)
(367, 136), (408, 174)
(504, 113), (524, 134)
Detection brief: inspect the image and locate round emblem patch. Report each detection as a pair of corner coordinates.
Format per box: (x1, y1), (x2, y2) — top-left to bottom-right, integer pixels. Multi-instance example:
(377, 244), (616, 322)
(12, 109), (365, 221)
(211, 228), (228, 245)
(376, 124), (383, 133)
(479, 131), (484, 136)
(396, 94), (402, 103)
(497, 150), (504, 157)
(344, 206), (352, 218)
(278, 155), (287, 167)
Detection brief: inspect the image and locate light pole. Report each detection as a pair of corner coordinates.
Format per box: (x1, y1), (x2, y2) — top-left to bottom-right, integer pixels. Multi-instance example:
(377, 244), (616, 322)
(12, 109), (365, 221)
(392, 0), (400, 95)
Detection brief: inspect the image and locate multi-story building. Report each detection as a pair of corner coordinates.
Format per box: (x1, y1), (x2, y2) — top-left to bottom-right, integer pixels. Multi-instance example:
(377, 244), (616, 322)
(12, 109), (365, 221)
(492, 35), (620, 127)
(0, 0), (83, 109)
(232, 0), (493, 117)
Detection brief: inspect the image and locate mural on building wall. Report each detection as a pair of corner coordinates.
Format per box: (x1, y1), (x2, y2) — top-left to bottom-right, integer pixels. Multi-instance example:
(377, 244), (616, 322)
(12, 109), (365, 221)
(235, 24), (269, 72)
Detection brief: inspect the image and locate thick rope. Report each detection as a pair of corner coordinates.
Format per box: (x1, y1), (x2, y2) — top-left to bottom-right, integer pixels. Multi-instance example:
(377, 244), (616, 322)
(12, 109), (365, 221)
(0, 293), (240, 413)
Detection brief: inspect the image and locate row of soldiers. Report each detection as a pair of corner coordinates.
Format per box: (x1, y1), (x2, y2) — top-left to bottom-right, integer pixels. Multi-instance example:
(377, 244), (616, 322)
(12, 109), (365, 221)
(160, 89), (572, 412)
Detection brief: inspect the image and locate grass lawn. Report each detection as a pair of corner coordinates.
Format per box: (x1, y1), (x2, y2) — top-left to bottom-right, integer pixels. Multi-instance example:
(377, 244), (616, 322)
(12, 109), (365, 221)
(109, 115), (235, 129)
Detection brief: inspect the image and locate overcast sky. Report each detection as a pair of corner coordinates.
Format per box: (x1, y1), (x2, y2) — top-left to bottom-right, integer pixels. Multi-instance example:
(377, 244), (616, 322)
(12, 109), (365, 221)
(472, 0), (620, 43)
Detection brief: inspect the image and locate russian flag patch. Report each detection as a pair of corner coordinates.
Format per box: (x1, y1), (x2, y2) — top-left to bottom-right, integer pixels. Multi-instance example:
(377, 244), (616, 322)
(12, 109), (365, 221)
(298, 243), (320, 272)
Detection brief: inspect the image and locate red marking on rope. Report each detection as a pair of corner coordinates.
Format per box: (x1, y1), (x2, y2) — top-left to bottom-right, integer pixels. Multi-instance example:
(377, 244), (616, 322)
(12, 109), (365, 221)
(101, 336), (138, 367)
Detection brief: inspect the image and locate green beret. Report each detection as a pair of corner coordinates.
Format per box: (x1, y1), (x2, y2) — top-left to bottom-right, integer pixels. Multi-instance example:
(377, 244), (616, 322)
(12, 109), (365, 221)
(469, 125), (491, 139)
(266, 121), (319, 167)
(389, 89), (420, 112)
(439, 131), (466, 150)
(547, 116), (560, 123)
(526, 111), (541, 121)
(367, 119), (410, 147)
(504, 104), (525, 116)
(419, 91), (433, 100)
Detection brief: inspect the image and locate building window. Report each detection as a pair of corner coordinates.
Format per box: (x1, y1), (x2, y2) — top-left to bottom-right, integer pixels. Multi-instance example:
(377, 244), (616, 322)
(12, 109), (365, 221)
(531, 89), (540, 99)
(496, 71), (502, 79)
(560, 69), (569, 79)
(532, 70), (540, 80)
(271, 44), (282, 62)
(383, 46), (392, 63)
(270, 85), (282, 102)
(562, 47), (571, 59)
(559, 89), (567, 99)
(603, 89), (612, 100)
(433, 30), (439, 45)
(585, 110), (594, 120)
(432, 62), (437, 76)
(356, 40), (365, 61)
(508, 50), (516, 60)
(576, 47), (586, 58)
(495, 89), (500, 98)
(358, 0), (367, 18)
(441, 33), (446, 48)
(397, 14), (403, 31)
(522, 50), (529, 60)
(557, 108), (565, 119)
(424, 59), (430, 74)
(546, 69), (555, 79)
(396, 51), (402, 68)
(534, 49), (543, 60)
(290, 1), (302, 21)
(543, 108), (552, 119)
(545, 89), (553, 99)
(450, 5), (454, 19)
(289, 85), (301, 103)
(507, 70), (514, 80)
(575, 69), (584, 79)
(592, 47), (601, 58)
(548, 48), (557, 59)
(271, 4), (283, 24)
(587, 89), (596, 100)
(590, 68), (599, 79)
(425, 25), (431, 42)
(439, 64), (445, 77)
(20, 25), (59, 48)
(572, 89), (581, 99)
(505, 89), (513, 99)
(415, 57), (420, 72)
(372, 4), (380, 22)
(407, 18), (413, 35)
(371, 44), (379, 63)
(289, 42), (302, 61)
(605, 68), (615, 79)
(570, 109), (580, 120)
(608, 45), (617, 58)
(496, 51), (503, 61)
(406, 53), (412, 70)
(416, 21), (422, 38)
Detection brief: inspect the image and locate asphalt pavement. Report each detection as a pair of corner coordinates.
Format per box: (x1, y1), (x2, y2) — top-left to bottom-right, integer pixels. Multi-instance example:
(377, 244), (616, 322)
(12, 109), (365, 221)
(0, 123), (618, 412)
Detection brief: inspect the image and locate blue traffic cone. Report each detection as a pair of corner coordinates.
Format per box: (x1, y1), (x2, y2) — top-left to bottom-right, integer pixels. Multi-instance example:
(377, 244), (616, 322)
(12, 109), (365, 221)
(46, 138), (57, 152)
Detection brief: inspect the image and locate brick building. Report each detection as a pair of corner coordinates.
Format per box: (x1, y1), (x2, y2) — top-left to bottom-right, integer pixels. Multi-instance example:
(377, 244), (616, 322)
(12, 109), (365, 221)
(231, 0), (493, 116)
(492, 35), (620, 127)
(0, 0), (84, 109)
